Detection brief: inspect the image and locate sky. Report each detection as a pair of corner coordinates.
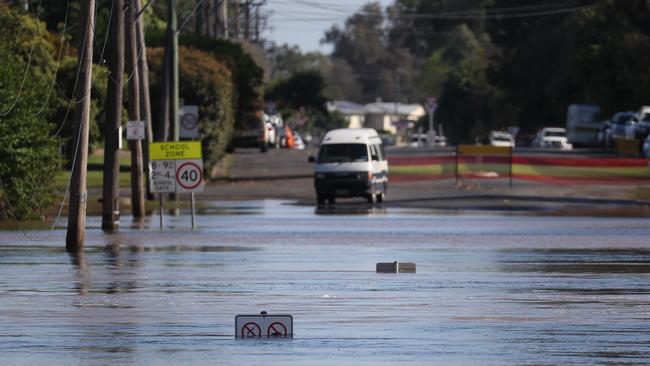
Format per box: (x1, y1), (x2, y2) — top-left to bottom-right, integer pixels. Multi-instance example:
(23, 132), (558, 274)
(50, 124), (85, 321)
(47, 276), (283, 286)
(263, 0), (394, 54)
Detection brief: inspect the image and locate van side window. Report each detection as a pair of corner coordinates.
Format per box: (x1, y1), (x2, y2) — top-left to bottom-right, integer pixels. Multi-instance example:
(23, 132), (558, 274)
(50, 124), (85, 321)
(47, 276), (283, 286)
(370, 145), (379, 161)
(375, 144), (386, 161)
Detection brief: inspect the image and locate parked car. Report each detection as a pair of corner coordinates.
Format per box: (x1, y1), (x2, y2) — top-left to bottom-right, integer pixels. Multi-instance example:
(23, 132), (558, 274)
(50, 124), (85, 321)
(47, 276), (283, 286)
(408, 133), (427, 147)
(431, 135), (448, 147)
(532, 127), (573, 150)
(489, 131), (515, 148)
(642, 134), (650, 157)
(625, 106), (650, 141)
(598, 111), (636, 147)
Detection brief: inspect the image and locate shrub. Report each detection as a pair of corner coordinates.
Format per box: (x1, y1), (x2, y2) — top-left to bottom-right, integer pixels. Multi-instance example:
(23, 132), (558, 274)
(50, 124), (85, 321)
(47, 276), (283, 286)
(148, 46), (235, 173)
(0, 7), (62, 219)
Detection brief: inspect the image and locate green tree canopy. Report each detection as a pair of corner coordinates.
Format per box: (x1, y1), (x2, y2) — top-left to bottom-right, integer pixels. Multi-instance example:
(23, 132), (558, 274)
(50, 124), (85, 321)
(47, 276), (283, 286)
(0, 7), (62, 219)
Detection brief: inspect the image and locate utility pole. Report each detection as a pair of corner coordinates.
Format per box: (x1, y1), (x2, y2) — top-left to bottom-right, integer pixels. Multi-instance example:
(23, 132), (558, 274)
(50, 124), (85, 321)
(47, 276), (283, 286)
(243, 0), (250, 40)
(170, 0), (180, 142)
(101, 0), (124, 232)
(233, 0), (239, 39)
(203, 0), (211, 36)
(157, 1), (174, 143)
(66, 0), (95, 251)
(213, 0), (228, 39)
(134, 0), (154, 200)
(195, 0), (204, 35)
(127, 0), (146, 218)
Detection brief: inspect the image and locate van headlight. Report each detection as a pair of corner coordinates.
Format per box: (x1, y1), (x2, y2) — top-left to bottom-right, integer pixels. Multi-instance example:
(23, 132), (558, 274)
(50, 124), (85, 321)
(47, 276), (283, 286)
(357, 172), (372, 180)
(315, 173), (325, 179)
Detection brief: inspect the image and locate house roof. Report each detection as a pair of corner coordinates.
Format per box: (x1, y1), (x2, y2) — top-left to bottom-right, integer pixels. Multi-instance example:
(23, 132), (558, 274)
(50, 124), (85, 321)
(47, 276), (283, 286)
(364, 102), (424, 117)
(328, 101), (425, 118)
(327, 101), (366, 115)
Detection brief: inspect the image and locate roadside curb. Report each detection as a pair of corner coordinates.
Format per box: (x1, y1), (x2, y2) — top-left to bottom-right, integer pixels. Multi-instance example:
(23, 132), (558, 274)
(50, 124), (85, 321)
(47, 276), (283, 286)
(211, 174), (312, 182)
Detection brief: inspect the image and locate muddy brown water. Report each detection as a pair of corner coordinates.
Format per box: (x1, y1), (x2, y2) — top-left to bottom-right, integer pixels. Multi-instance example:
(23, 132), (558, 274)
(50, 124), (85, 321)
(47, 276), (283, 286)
(1, 200), (650, 365)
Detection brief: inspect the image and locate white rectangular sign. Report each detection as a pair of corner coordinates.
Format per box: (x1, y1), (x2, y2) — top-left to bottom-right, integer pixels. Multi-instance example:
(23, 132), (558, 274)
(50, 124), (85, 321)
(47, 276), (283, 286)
(235, 314), (293, 339)
(127, 120), (145, 140)
(149, 160), (175, 193)
(149, 159), (203, 193)
(180, 105), (199, 139)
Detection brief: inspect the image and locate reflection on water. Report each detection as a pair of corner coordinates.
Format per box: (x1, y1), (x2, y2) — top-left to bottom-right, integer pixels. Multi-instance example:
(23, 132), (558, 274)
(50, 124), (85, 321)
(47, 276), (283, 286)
(1, 200), (650, 365)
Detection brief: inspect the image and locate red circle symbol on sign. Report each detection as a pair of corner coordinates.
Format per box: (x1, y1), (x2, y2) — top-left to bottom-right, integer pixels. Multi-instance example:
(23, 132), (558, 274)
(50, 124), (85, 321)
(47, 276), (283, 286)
(181, 113), (198, 130)
(267, 322), (288, 338)
(176, 162), (203, 190)
(241, 322), (261, 338)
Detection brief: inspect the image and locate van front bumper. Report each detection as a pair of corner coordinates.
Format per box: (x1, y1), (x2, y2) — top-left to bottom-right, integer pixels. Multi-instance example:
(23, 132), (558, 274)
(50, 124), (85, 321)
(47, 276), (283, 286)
(314, 172), (385, 198)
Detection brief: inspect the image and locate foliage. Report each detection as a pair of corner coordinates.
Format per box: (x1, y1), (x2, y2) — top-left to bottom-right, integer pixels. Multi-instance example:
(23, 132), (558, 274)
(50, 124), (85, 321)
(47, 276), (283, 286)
(266, 70), (327, 113)
(147, 34), (264, 132)
(54, 56), (108, 161)
(322, 2), (421, 103)
(148, 46), (235, 172)
(0, 7), (62, 219)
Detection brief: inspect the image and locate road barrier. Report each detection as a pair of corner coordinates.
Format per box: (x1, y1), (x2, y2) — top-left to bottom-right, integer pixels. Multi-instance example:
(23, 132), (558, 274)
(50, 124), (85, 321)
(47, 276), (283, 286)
(388, 148), (650, 184)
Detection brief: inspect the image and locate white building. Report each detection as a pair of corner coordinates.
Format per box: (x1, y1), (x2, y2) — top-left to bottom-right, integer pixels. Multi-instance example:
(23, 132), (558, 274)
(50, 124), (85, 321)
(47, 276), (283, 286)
(326, 101), (366, 129)
(364, 102), (426, 134)
(327, 101), (426, 134)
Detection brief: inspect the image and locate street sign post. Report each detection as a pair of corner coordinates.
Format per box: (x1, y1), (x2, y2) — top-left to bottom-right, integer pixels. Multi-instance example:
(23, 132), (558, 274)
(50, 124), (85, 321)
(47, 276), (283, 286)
(426, 97), (437, 147)
(149, 141), (203, 228)
(235, 312), (293, 339)
(180, 105), (199, 139)
(126, 120), (145, 140)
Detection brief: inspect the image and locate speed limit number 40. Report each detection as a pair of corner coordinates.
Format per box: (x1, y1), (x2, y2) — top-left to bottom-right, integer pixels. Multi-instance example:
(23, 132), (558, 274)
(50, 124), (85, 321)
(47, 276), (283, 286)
(176, 161), (203, 192)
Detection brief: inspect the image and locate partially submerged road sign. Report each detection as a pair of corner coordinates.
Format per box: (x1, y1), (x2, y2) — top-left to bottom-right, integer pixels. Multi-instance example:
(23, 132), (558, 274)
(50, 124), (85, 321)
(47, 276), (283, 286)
(149, 141), (203, 193)
(235, 312), (293, 339)
(376, 262), (416, 273)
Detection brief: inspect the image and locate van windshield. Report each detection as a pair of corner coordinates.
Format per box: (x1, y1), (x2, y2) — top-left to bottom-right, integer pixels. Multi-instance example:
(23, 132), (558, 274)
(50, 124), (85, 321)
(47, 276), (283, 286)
(318, 143), (368, 163)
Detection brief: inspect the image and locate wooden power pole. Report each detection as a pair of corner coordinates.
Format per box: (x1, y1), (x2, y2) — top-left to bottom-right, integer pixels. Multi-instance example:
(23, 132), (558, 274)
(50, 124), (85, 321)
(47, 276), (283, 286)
(101, 0), (125, 232)
(66, 0), (95, 251)
(134, 0), (154, 201)
(127, 0), (145, 217)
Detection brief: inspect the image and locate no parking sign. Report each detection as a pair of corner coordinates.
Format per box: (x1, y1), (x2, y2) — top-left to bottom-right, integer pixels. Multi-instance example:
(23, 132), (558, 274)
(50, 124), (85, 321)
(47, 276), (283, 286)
(235, 313), (293, 339)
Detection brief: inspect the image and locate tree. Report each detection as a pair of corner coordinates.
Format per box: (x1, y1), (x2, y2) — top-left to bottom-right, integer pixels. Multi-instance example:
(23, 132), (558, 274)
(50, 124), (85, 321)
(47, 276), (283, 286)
(0, 7), (62, 219)
(148, 46), (235, 173)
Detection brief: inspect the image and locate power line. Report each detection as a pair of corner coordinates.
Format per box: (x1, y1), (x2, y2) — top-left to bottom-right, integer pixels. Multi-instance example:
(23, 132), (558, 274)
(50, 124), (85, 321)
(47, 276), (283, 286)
(30, 0), (72, 118)
(0, 0), (42, 117)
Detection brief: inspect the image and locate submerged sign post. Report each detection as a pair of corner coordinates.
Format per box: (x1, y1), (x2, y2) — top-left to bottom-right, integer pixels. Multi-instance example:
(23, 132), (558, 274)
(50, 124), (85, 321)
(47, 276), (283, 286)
(235, 312), (293, 339)
(149, 141), (203, 228)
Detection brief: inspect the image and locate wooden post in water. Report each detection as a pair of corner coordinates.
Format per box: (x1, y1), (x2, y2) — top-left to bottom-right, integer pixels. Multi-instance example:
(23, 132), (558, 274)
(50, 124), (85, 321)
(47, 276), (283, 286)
(66, 0), (95, 251)
(101, 0), (124, 232)
(126, 0), (145, 218)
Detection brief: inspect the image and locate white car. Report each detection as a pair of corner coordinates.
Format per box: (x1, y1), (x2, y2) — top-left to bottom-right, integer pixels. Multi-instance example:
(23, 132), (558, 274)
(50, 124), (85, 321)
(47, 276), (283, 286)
(532, 127), (573, 150)
(489, 131), (515, 147)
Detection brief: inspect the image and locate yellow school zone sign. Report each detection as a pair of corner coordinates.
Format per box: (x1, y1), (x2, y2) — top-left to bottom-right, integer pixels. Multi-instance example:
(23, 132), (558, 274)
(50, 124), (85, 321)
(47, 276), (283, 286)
(149, 141), (203, 160)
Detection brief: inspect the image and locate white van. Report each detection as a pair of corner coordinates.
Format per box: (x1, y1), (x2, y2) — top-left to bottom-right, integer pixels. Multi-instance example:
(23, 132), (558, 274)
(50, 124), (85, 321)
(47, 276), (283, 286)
(308, 128), (388, 205)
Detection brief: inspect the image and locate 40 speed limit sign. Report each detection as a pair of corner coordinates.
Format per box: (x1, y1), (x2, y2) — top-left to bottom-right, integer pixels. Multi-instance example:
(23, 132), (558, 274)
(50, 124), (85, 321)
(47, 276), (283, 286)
(149, 141), (203, 193)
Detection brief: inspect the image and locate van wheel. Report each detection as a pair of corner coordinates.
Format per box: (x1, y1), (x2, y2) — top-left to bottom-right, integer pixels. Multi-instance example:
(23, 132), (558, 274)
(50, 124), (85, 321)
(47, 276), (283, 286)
(317, 195), (326, 206)
(367, 193), (376, 204)
(377, 192), (385, 203)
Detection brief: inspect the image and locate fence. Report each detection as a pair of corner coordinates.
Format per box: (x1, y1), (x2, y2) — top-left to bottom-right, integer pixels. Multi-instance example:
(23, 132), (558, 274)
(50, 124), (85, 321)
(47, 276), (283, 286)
(388, 147), (650, 185)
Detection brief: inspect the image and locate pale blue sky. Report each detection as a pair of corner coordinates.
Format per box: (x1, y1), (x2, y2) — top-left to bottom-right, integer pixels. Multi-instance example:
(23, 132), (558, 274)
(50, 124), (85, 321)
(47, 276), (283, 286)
(263, 0), (394, 54)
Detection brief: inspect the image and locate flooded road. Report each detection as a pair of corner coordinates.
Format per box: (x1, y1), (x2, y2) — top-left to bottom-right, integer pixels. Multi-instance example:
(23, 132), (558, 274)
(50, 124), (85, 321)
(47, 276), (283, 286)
(1, 200), (650, 365)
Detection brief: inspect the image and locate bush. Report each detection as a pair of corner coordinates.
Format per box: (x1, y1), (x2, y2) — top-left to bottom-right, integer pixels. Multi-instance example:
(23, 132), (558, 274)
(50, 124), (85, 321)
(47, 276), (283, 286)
(148, 46), (235, 173)
(147, 34), (264, 132)
(0, 7), (62, 220)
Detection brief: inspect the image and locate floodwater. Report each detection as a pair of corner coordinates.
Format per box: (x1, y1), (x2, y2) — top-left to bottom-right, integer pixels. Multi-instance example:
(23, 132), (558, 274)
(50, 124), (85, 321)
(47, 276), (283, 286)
(1, 200), (650, 365)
